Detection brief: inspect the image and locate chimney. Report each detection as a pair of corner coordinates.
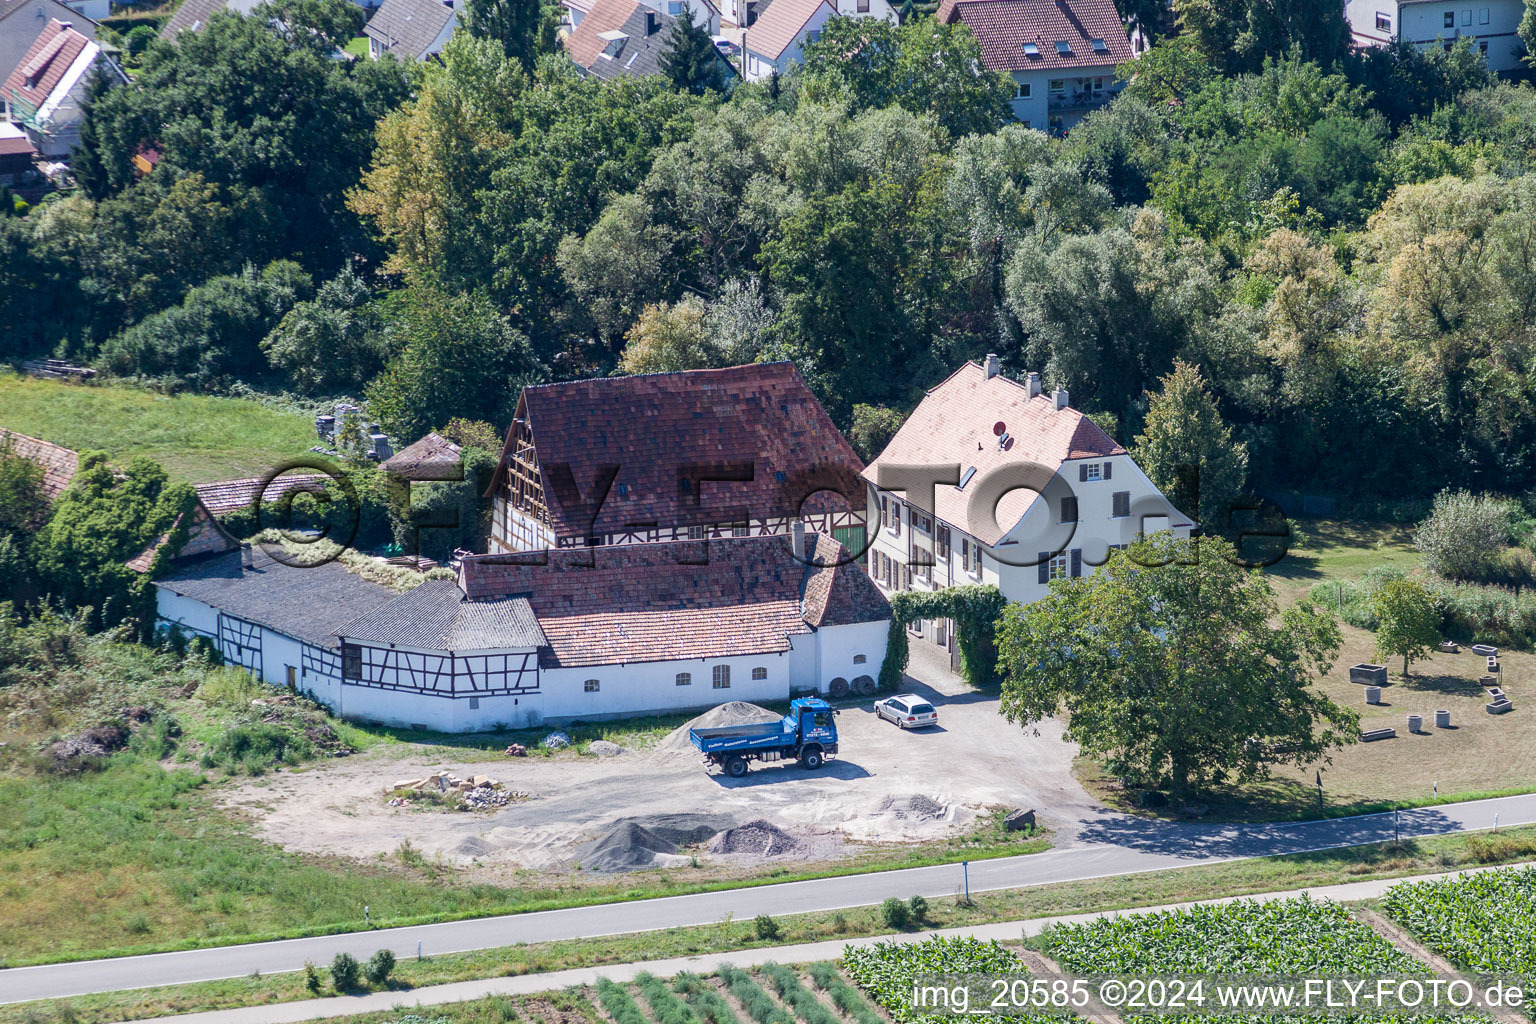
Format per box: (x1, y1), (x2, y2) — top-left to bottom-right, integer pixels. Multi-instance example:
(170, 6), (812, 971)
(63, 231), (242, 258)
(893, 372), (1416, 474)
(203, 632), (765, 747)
(240, 542), (254, 569)
(1053, 386), (1070, 411)
(1026, 371), (1041, 398)
(984, 353), (1000, 379)
(645, 9), (659, 33)
(791, 519), (807, 561)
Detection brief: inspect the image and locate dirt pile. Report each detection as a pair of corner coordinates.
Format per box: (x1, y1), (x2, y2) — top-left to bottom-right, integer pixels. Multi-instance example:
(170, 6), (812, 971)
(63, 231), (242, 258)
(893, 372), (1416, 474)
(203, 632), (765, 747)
(708, 819), (802, 856)
(574, 821), (682, 872)
(657, 701), (780, 753)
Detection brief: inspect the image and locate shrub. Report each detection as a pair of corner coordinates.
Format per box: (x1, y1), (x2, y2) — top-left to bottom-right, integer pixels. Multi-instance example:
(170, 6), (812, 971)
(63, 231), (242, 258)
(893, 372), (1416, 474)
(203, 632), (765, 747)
(365, 948), (396, 987)
(753, 914), (781, 941)
(907, 894), (928, 922)
(204, 722), (313, 774)
(330, 952), (360, 991)
(304, 961), (321, 993)
(880, 896), (911, 930)
(1415, 489), (1513, 582)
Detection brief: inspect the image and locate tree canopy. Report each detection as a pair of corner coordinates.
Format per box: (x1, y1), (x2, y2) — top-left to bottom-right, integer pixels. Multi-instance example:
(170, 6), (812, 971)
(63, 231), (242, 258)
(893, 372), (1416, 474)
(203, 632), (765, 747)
(997, 534), (1354, 800)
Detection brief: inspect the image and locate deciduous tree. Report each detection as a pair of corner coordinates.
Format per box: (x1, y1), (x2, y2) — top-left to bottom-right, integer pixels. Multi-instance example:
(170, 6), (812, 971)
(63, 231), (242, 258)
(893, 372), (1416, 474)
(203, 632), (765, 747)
(997, 534), (1354, 800)
(1133, 360), (1249, 530)
(1372, 576), (1441, 677)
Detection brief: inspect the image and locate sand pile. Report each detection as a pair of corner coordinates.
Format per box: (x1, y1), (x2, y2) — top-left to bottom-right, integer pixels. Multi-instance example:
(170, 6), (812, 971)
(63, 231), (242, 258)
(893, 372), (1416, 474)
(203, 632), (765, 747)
(657, 701), (781, 753)
(574, 821), (681, 872)
(708, 819), (802, 856)
(879, 794), (948, 820)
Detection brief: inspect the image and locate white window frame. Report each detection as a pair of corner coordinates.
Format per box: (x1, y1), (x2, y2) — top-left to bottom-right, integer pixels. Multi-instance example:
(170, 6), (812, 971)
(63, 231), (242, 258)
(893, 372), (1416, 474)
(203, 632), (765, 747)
(1085, 463), (1102, 481)
(1048, 553), (1069, 580)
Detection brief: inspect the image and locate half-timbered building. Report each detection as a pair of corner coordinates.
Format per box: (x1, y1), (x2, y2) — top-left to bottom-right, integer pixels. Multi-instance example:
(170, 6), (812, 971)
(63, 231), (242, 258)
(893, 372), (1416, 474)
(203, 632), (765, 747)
(152, 529), (890, 731)
(486, 363), (868, 557)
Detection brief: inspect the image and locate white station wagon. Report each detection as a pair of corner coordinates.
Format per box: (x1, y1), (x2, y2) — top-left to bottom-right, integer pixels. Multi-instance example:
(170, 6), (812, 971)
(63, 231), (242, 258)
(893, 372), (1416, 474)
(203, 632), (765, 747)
(874, 694), (939, 729)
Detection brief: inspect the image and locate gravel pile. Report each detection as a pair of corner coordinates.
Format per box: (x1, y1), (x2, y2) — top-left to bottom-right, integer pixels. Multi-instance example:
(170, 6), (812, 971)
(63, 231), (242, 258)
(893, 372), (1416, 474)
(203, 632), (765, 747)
(878, 794), (948, 820)
(614, 812), (736, 846)
(588, 740), (626, 757)
(708, 819), (802, 856)
(574, 821), (679, 872)
(657, 702), (780, 753)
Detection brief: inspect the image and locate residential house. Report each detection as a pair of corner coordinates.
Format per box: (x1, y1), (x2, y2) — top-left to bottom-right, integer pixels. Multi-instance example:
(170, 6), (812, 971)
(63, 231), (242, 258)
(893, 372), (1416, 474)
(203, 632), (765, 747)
(364, 0), (458, 60)
(937, 0), (1132, 131)
(862, 356), (1191, 657)
(3, 17), (123, 157)
(484, 362), (867, 556)
(156, 0), (263, 40)
(563, 0), (735, 79)
(0, 0), (98, 99)
(566, 0), (720, 35)
(1345, 0), (1525, 71)
(153, 529), (890, 730)
(0, 120), (35, 181)
(736, 0), (831, 78)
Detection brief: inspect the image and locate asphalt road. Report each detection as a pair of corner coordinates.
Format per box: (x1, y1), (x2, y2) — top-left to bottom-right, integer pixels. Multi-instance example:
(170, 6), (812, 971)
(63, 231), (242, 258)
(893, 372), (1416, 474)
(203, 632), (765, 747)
(4, 791), (1534, 1005)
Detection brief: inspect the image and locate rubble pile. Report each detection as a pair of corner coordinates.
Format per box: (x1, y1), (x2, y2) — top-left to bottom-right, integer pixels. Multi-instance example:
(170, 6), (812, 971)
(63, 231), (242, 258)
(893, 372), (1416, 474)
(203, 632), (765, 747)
(386, 770), (527, 811)
(708, 819), (802, 856)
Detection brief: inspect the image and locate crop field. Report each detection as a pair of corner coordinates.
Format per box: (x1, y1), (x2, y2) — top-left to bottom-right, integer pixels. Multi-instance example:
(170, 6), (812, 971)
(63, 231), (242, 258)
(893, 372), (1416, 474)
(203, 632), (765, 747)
(1041, 897), (1457, 1024)
(843, 936), (1044, 1024)
(1379, 865), (1536, 974)
(589, 964), (888, 1024)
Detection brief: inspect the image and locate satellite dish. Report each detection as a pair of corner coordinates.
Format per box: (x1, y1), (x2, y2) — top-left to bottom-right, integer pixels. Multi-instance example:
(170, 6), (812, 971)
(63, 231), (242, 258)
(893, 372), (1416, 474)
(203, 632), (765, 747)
(992, 421), (1007, 437)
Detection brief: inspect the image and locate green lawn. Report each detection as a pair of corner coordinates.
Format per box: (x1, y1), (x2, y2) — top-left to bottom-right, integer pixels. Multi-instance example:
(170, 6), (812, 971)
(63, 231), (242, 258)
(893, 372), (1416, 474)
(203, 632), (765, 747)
(345, 35), (370, 58)
(1264, 516), (1422, 605)
(0, 374), (319, 483)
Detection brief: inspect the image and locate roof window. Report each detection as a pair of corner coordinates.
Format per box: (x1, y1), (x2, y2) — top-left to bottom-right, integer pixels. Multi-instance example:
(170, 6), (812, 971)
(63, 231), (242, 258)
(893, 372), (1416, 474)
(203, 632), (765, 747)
(1091, 37), (1108, 52)
(1055, 40), (1072, 55)
(1022, 41), (1039, 56)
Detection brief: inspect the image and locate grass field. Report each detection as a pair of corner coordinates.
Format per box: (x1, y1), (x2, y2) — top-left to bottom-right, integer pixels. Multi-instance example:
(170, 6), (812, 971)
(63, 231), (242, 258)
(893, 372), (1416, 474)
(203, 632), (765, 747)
(0, 374), (319, 483)
(1083, 516), (1533, 822)
(7, 825), (1535, 1024)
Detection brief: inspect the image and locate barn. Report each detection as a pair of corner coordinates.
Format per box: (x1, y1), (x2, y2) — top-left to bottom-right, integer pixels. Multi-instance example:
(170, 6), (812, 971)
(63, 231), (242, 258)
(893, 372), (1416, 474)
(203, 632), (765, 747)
(151, 526), (890, 731)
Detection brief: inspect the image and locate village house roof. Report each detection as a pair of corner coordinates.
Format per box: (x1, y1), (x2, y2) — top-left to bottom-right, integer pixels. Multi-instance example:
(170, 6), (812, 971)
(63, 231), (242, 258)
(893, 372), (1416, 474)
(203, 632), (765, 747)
(457, 533), (888, 668)
(154, 547), (402, 649)
(337, 579), (547, 652)
(0, 428), (78, 501)
(936, 0), (1131, 72)
(862, 361), (1127, 545)
(194, 474), (330, 516)
(743, 0), (828, 59)
(377, 431), (463, 481)
(2, 18), (95, 118)
(158, 0), (262, 39)
(562, 0), (682, 79)
(363, 0), (456, 59)
(490, 362), (865, 541)
(126, 503), (242, 574)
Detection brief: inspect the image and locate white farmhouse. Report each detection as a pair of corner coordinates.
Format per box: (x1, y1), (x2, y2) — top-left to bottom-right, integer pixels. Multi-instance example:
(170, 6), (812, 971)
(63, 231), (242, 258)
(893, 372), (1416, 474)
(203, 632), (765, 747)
(152, 529), (890, 731)
(862, 357), (1191, 657)
(1345, 0), (1525, 71)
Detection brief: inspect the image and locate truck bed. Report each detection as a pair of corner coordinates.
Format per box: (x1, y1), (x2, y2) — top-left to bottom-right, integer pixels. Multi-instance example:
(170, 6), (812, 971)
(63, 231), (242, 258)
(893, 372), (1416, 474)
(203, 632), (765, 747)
(690, 718), (792, 752)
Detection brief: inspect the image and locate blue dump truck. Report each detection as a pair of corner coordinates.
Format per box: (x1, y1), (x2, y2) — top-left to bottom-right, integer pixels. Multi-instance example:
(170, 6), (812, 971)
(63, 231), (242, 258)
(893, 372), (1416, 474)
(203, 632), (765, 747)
(690, 697), (839, 777)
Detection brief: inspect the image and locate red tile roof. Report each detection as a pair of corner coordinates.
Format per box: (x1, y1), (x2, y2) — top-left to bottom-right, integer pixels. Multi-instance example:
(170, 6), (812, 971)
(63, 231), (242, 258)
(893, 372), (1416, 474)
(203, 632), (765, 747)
(194, 474), (330, 516)
(937, 0), (1131, 71)
(862, 362), (1125, 544)
(564, 0), (643, 66)
(746, 0), (831, 59)
(0, 428), (78, 501)
(492, 363), (865, 542)
(457, 533), (888, 667)
(3, 19), (90, 113)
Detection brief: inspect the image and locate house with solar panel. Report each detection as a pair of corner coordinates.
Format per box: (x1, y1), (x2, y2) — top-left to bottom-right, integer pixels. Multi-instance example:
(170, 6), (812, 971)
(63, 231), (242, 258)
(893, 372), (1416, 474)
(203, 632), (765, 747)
(936, 0), (1133, 132)
(861, 356), (1190, 659)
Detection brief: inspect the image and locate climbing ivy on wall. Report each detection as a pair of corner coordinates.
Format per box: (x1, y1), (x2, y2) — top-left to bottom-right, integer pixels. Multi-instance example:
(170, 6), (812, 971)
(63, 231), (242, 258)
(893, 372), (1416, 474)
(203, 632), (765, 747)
(878, 585), (1008, 690)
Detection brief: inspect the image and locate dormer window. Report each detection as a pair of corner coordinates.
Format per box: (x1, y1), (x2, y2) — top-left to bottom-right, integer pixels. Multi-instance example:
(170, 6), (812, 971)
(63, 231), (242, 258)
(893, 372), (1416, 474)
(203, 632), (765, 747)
(597, 29), (628, 58)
